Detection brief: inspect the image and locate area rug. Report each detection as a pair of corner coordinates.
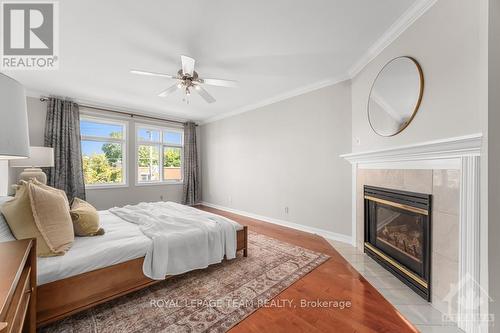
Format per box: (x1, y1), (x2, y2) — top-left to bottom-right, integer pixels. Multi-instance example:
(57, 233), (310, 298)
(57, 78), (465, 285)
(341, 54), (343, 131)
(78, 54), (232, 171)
(40, 231), (329, 333)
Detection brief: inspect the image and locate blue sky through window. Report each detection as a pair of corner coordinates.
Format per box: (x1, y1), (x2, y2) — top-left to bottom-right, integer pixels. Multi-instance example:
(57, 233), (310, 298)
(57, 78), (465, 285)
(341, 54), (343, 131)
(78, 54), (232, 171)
(164, 131), (182, 145)
(138, 128), (160, 142)
(81, 141), (106, 155)
(80, 120), (123, 138)
(81, 120), (124, 155)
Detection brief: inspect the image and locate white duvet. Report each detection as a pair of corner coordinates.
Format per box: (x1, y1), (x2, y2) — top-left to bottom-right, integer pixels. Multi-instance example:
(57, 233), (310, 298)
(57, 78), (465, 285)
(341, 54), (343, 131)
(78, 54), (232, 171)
(109, 201), (237, 279)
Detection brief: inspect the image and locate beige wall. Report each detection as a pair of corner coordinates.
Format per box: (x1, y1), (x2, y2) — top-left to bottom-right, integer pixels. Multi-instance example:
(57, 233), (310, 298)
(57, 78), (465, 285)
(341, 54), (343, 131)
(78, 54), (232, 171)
(201, 82), (352, 237)
(357, 169), (460, 315)
(351, 0), (486, 152)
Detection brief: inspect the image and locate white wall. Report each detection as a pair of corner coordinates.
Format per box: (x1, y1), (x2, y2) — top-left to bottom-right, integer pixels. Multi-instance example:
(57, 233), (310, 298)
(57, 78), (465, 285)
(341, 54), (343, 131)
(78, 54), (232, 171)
(0, 161), (8, 196)
(351, 0), (486, 152)
(9, 97), (186, 210)
(350, 0), (492, 329)
(200, 82), (352, 238)
(488, 0), (499, 328)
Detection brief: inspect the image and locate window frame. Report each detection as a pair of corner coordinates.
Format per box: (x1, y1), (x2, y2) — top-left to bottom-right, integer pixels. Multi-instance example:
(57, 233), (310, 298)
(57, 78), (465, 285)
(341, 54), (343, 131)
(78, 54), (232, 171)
(80, 115), (128, 189)
(135, 123), (184, 186)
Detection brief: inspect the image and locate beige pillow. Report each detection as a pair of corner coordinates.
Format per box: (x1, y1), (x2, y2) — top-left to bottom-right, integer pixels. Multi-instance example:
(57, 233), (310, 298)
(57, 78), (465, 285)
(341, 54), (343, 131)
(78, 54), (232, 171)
(31, 178), (70, 206)
(27, 181), (74, 255)
(70, 198), (104, 236)
(1, 182), (55, 256)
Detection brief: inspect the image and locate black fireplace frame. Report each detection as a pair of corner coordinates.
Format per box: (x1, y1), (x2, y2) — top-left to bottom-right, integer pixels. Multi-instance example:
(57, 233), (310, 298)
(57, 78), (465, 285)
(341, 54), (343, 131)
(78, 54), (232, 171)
(364, 185), (432, 301)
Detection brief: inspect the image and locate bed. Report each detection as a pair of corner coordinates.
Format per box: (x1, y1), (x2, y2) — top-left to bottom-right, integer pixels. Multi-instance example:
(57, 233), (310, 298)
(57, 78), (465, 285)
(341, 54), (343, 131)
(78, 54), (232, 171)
(37, 211), (151, 285)
(0, 200), (248, 327)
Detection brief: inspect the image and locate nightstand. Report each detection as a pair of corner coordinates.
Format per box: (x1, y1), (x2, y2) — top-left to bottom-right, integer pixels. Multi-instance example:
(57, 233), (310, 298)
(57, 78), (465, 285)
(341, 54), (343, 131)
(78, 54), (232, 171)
(0, 239), (36, 333)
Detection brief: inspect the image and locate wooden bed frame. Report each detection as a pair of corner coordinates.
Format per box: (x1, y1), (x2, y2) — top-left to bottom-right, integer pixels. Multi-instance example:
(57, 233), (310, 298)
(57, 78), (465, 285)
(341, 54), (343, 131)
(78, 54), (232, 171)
(36, 226), (248, 327)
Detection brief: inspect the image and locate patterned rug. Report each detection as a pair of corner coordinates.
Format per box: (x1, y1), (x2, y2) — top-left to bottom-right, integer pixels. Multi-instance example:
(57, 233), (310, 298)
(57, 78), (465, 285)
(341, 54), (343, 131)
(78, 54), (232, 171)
(39, 231), (329, 333)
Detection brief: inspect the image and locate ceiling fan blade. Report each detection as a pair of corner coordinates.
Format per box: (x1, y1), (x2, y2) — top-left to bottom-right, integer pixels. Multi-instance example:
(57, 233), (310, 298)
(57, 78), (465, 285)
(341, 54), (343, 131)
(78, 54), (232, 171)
(158, 84), (179, 97)
(199, 78), (237, 88)
(130, 69), (177, 79)
(181, 55), (195, 77)
(195, 85), (216, 103)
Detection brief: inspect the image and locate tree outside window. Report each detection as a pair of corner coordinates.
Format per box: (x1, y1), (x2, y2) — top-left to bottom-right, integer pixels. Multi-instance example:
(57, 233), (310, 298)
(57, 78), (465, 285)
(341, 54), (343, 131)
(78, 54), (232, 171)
(80, 119), (126, 187)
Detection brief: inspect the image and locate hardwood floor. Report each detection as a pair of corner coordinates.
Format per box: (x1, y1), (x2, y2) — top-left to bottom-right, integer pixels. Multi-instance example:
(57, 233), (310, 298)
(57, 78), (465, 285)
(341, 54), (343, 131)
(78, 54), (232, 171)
(198, 206), (418, 333)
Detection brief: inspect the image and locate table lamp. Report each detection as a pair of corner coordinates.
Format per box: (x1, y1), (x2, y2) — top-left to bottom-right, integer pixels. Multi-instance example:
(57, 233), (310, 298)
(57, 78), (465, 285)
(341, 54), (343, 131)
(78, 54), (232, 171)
(10, 146), (54, 184)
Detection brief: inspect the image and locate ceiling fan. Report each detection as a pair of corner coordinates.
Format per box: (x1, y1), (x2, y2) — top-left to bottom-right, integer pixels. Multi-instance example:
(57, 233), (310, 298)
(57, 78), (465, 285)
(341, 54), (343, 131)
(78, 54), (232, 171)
(130, 55), (237, 104)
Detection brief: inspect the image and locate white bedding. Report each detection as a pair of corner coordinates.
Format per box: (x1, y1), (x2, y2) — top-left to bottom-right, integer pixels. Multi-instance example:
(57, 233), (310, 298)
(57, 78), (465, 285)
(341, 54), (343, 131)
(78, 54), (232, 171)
(3, 201), (242, 285)
(109, 201), (238, 280)
(37, 210), (151, 285)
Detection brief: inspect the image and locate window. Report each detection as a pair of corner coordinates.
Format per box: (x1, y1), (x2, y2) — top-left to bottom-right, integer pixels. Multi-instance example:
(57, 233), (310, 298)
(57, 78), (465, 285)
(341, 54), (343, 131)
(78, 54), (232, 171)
(80, 116), (127, 187)
(136, 125), (183, 184)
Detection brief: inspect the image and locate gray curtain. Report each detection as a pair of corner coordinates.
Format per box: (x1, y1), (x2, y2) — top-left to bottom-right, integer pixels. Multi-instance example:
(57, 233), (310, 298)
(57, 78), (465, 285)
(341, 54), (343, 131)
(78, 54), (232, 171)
(182, 122), (200, 205)
(44, 97), (86, 201)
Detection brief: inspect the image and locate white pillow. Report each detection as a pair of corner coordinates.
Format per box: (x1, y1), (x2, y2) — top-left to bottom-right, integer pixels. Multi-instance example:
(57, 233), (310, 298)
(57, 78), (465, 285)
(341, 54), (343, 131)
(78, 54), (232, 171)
(0, 196), (15, 242)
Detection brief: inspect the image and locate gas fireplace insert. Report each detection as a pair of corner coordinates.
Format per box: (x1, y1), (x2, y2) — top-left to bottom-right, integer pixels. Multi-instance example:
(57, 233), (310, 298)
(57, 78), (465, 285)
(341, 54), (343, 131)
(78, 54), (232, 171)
(364, 185), (432, 301)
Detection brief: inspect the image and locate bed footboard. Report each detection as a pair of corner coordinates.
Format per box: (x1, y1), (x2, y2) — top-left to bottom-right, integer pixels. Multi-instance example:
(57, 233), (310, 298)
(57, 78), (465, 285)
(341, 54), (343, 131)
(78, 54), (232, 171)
(37, 226), (249, 327)
(238, 226), (248, 257)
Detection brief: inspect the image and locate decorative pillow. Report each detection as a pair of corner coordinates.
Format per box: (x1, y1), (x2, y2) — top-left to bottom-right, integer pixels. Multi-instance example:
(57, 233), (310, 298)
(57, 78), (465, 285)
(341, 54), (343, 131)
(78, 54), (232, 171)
(0, 213), (15, 242)
(0, 196), (13, 205)
(27, 181), (74, 255)
(1, 183), (55, 256)
(31, 178), (70, 207)
(70, 198), (104, 236)
(0, 196), (15, 242)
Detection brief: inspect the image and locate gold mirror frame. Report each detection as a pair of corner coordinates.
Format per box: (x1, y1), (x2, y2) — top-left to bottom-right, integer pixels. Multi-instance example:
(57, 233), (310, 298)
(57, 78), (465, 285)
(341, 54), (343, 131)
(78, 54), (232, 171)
(367, 56), (424, 137)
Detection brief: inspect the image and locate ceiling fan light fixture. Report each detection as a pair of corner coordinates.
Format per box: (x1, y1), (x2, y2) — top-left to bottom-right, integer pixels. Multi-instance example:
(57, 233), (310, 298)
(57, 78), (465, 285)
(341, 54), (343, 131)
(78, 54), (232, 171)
(130, 55), (237, 104)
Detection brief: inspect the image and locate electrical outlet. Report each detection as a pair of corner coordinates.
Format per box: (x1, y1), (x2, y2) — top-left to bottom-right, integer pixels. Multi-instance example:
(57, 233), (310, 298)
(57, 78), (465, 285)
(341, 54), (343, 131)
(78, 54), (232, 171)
(285, 206), (289, 214)
(160, 195), (164, 201)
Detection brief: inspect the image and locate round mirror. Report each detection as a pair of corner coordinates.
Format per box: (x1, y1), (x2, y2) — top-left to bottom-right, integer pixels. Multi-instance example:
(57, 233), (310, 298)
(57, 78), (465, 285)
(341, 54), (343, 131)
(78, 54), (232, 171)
(368, 56), (423, 136)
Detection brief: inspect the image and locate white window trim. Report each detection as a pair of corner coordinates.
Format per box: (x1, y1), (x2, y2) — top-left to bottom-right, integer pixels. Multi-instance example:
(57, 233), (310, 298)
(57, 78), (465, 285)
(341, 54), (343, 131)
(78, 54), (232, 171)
(135, 123), (184, 186)
(80, 115), (129, 189)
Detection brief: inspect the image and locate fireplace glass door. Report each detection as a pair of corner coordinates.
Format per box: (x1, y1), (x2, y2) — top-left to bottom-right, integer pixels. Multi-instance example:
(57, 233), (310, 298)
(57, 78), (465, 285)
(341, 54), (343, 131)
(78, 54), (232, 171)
(364, 186), (431, 300)
(373, 203), (425, 275)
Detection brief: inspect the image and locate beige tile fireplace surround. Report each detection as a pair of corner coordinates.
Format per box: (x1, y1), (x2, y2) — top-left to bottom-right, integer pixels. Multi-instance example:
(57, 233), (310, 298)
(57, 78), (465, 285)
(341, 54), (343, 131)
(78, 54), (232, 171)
(341, 134), (483, 333)
(356, 169), (460, 315)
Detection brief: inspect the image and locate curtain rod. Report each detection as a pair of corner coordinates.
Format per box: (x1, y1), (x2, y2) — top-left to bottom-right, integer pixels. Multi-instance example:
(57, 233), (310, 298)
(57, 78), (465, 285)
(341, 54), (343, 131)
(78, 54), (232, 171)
(39, 97), (195, 126)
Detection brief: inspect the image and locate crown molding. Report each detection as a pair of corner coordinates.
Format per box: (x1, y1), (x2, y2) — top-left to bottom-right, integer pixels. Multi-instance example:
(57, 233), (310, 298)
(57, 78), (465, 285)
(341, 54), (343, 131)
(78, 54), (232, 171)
(25, 0), (437, 126)
(348, 0), (438, 78)
(201, 75), (350, 125)
(202, 0), (437, 126)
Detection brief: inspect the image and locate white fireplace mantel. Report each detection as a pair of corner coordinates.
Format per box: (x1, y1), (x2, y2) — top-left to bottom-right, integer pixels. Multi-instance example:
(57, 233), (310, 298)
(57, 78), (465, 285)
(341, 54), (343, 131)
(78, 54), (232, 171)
(340, 133), (483, 333)
(340, 133), (482, 169)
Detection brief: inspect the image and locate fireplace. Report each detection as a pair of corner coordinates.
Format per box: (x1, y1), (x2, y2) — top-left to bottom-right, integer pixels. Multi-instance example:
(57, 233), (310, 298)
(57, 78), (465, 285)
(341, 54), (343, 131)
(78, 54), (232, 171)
(364, 186), (431, 301)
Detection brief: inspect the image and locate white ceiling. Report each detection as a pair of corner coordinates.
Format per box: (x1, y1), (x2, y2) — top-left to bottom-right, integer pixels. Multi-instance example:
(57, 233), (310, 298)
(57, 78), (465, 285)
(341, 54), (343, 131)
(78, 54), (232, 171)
(5, 0), (419, 122)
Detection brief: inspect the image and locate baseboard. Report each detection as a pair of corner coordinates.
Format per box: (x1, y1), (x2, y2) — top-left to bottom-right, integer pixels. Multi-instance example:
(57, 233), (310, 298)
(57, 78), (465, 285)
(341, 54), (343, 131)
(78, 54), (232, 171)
(201, 201), (352, 245)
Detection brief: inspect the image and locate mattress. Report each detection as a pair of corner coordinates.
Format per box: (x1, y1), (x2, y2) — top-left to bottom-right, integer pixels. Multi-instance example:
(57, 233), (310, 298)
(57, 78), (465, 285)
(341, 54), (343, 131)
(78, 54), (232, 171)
(37, 207), (243, 285)
(37, 210), (151, 285)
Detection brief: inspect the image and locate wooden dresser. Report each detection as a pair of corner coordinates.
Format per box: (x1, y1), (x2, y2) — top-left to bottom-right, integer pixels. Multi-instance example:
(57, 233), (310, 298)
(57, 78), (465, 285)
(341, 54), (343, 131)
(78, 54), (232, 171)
(0, 239), (36, 333)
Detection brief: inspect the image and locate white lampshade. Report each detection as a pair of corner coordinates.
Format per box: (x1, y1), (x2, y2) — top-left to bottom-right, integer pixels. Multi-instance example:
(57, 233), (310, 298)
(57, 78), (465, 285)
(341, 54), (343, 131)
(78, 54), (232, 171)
(0, 73), (30, 159)
(10, 146), (54, 168)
